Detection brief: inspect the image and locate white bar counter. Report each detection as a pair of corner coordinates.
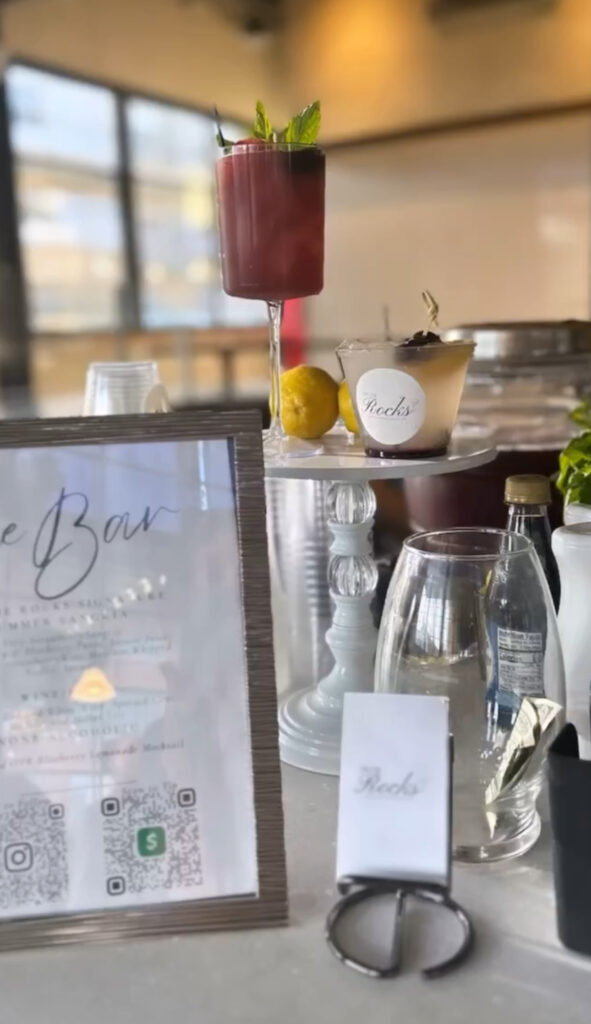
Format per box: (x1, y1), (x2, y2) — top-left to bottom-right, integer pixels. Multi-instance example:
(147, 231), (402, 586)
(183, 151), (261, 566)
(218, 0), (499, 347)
(0, 766), (589, 1024)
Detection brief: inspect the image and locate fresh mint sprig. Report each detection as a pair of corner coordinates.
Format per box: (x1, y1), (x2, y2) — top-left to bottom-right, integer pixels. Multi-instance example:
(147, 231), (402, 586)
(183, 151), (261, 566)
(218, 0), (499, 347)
(570, 400), (591, 431)
(557, 432), (591, 506)
(555, 399), (591, 505)
(215, 99), (321, 148)
(284, 100), (321, 144)
(252, 99), (321, 144)
(253, 100), (273, 141)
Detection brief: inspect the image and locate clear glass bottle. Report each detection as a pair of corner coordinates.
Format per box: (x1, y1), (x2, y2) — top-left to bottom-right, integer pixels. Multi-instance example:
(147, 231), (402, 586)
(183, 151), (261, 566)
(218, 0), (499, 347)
(482, 475), (560, 710)
(505, 474), (561, 611)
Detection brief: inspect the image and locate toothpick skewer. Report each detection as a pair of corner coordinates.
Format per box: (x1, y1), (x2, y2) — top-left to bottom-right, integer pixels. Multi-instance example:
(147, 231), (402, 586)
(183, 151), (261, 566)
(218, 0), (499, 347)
(383, 304), (392, 341)
(422, 290), (440, 330)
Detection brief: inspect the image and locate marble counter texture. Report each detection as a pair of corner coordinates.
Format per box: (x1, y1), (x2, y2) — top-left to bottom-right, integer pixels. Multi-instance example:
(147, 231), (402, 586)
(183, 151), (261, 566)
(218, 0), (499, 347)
(0, 766), (590, 1024)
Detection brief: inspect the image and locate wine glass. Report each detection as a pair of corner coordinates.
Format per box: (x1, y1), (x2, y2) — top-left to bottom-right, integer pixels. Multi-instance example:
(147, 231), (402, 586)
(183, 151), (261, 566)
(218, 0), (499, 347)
(215, 142), (325, 458)
(375, 528), (565, 863)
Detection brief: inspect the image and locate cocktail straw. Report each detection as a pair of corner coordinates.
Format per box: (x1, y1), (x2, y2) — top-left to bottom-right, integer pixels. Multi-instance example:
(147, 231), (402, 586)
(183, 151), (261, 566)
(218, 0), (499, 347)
(213, 105), (228, 147)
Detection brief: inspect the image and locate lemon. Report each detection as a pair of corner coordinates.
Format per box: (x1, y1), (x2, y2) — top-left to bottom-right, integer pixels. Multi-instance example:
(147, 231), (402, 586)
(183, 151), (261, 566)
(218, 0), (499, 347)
(338, 380), (359, 434)
(276, 365), (339, 439)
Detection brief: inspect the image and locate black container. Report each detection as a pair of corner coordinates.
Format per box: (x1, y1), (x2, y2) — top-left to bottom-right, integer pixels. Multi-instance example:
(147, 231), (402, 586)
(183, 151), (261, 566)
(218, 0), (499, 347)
(547, 724), (591, 957)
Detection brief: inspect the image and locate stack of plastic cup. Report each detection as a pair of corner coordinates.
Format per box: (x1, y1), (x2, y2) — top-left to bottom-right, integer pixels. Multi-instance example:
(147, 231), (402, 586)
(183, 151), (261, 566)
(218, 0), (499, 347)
(83, 362), (170, 415)
(266, 477), (333, 695)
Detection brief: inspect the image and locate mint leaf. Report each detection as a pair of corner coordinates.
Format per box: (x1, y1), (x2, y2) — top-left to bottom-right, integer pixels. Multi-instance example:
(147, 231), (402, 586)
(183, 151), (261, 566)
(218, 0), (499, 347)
(565, 465), (591, 505)
(557, 432), (591, 501)
(576, 474), (591, 505)
(254, 100), (273, 141)
(284, 100), (321, 144)
(570, 400), (591, 430)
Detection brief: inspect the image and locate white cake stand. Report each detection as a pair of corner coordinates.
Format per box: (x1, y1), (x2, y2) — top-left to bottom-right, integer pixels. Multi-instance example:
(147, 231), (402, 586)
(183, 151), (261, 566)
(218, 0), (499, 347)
(265, 434), (497, 775)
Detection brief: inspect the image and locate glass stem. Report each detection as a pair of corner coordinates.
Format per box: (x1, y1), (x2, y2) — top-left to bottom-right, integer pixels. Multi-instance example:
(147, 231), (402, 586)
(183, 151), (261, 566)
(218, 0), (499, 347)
(267, 300), (283, 441)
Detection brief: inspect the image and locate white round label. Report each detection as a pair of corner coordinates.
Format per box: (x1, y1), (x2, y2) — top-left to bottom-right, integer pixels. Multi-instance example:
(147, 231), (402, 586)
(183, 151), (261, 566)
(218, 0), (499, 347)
(356, 368), (426, 446)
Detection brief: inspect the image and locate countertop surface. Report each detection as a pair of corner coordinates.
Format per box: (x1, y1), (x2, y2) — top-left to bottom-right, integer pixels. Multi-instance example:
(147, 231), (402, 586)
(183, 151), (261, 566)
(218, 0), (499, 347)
(0, 765), (590, 1024)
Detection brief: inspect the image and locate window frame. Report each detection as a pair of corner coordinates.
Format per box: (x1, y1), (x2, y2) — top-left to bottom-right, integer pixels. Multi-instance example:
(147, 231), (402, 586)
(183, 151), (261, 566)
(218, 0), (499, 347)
(4, 56), (248, 338)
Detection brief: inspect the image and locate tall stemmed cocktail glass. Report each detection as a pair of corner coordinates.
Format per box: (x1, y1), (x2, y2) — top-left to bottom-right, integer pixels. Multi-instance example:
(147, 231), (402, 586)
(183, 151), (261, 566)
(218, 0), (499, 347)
(216, 141), (325, 457)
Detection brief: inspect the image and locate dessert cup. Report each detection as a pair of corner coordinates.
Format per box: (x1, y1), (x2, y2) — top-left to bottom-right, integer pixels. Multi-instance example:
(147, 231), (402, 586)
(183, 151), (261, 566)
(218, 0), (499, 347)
(337, 338), (475, 458)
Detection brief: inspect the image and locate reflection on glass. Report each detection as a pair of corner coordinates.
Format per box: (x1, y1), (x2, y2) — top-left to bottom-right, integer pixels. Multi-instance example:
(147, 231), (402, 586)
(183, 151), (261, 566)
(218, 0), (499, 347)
(0, 437), (257, 916)
(71, 667), (116, 703)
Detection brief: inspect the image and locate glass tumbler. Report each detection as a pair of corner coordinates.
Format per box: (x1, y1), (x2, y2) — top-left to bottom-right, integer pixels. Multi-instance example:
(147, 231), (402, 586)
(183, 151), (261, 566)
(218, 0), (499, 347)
(375, 528), (565, 862)
(337, 338), (474, 458)
(83, 362), (170, 416)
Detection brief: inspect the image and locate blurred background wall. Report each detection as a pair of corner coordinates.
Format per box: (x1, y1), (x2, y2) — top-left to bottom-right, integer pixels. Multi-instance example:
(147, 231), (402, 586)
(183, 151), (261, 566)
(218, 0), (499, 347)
(307, 114), (591, 360)
(2, 0), (286, 120)
(284, 0), (591, 139)
(281, 0), (591, 368)
(0, 0), (589, 410)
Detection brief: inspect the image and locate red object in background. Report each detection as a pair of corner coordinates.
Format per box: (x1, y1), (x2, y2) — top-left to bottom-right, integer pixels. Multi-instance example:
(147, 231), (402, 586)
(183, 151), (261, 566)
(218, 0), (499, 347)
(281, 298), (306, 367)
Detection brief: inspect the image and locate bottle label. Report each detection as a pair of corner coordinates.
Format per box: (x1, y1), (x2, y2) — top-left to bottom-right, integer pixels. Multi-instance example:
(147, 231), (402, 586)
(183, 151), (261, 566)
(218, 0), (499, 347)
(356, 369), (426, 446)
(497, 628), (544, 696)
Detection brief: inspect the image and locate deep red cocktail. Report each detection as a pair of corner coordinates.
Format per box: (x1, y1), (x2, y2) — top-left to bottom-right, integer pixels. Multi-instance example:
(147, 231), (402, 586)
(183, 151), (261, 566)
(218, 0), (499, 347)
(216, 140), (326, 456)
(216, 143), (325, 301)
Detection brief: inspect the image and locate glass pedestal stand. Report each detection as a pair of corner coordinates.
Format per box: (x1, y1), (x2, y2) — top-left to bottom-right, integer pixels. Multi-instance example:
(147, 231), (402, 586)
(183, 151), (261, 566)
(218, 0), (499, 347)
(265, 436), (497, 775)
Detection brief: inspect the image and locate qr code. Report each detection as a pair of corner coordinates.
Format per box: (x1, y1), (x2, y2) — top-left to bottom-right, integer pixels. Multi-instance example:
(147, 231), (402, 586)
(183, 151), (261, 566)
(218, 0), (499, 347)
(102, 782), (202, 897)
(0, 798), (68, 910)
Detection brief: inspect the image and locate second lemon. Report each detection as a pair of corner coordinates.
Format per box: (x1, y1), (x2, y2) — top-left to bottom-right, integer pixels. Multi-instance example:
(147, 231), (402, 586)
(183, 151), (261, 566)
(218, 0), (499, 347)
(338, 380), (359, 434)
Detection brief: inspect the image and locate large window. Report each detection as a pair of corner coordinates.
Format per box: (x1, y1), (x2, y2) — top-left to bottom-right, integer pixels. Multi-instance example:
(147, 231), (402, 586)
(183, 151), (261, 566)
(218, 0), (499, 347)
(5, 63), (264, 333)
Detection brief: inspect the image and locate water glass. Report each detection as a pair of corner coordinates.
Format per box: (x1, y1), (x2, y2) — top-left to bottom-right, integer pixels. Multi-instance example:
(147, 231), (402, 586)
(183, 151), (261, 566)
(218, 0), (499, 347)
(83, 362), (170, 416)
(375, 528), (565, 862)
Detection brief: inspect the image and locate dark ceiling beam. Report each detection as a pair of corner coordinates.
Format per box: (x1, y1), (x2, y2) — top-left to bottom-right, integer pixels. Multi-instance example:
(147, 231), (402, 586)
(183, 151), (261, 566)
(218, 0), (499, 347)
(324, 96), (591, 151)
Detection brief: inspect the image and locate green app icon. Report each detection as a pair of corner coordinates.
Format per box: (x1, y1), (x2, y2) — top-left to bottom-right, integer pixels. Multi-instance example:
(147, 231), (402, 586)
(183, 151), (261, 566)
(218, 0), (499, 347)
(137, 826), (166, 858)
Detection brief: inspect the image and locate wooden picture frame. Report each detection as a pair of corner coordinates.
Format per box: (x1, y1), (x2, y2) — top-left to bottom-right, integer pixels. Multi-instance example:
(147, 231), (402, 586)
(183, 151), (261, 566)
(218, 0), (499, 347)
(0, 410), (287, 950)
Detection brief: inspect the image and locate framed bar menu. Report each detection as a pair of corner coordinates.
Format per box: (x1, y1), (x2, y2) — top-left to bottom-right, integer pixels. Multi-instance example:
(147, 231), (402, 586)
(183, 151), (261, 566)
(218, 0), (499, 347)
(0, 410), (286, 950)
